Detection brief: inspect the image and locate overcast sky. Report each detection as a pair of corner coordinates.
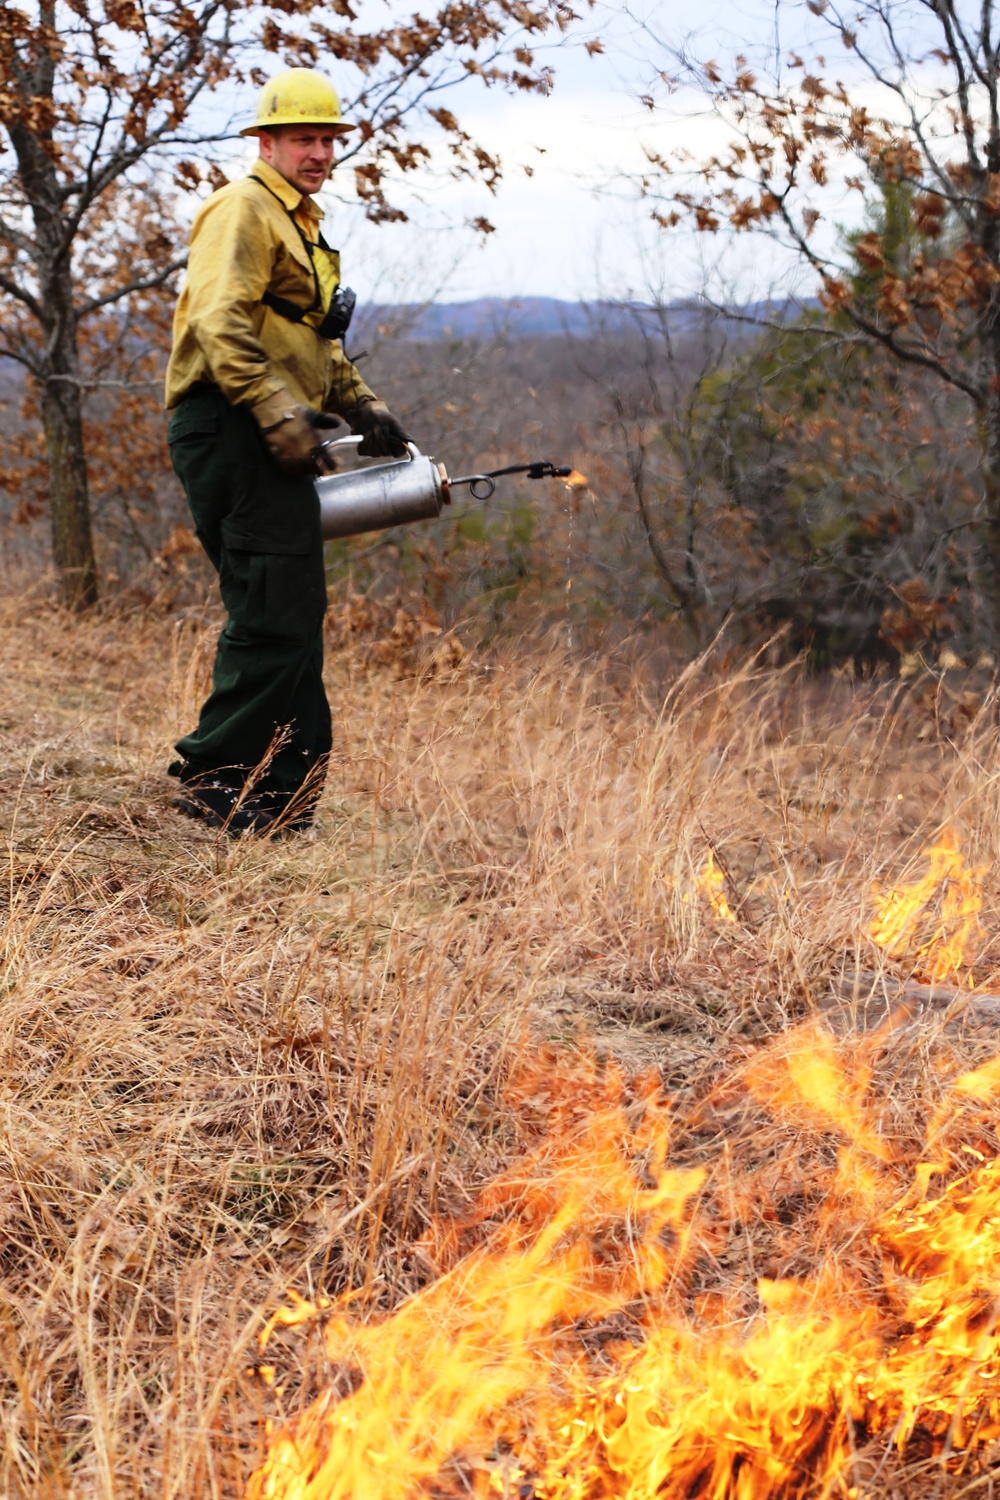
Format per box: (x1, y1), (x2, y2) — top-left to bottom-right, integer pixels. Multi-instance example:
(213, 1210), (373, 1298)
(334, 11), (673, 305)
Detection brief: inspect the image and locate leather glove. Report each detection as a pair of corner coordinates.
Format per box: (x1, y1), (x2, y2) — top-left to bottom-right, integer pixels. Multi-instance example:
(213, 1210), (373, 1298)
(251, 392), (344, 475)
(309, 410), (346, 474)
(349, 399), (412, 458)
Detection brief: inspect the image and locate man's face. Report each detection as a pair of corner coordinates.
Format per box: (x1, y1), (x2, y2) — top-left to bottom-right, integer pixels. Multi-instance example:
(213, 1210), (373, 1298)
(259, 126), (336, 196)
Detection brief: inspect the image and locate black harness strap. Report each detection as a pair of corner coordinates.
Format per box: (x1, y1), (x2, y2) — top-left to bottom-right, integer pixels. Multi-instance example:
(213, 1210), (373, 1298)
(262, 288), (310, 323)
(249, 174), (354, 341)
(250, 173), (324, 319)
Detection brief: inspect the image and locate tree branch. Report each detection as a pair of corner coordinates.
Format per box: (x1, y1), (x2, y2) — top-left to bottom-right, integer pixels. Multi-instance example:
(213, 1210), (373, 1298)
(77, 257), (188, 319)
(0, 341), (42, 377)
(0, 271), (42, 321)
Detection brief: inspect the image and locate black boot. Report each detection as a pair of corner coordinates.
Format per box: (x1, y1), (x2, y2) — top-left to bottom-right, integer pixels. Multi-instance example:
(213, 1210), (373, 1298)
(244, 768), (324, 835)
(168, 762), (284, 837)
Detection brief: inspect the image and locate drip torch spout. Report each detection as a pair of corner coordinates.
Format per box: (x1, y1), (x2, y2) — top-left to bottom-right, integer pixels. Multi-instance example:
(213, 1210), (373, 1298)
(448, 460), (575, 501)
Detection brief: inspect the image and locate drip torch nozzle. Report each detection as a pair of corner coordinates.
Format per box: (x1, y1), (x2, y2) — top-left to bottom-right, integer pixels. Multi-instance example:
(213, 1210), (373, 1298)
(526, 462), (573, 480)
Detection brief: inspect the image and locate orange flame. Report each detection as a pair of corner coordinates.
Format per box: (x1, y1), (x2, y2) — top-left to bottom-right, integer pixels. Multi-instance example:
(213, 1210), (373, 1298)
(695, 849), (737, 923)
(564, 470), (588, 489)
(868, 828), (986, 985)
(246, 1030), (1000, 1500)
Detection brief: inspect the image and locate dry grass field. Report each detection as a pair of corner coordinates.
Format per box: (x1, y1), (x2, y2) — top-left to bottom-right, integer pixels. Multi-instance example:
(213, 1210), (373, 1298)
(2, 582), (1000, 1498)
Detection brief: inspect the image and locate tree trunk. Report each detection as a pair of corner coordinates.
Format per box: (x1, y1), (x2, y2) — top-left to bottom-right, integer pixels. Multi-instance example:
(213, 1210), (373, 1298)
(978, 143), (1000, 661)
(8, 84), (99, 611)
(983, 495), (1000, 666)
(978, 439), (1000, 742)
(36, 282), (98, 609)
(980, 377), (1000, 663)
(988, 484), (1000, 665)
(40, 301), (98, 611)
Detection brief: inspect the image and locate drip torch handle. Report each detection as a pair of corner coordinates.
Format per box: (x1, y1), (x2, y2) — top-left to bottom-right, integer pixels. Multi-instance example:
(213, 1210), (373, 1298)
(318, 435), (422, 461)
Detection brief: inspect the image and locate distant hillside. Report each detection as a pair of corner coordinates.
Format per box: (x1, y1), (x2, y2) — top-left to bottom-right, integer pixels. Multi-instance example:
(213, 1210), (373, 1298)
(0, 299), (809, 398)
(355, 298), (646, 340)
(353, 297), (806, 342)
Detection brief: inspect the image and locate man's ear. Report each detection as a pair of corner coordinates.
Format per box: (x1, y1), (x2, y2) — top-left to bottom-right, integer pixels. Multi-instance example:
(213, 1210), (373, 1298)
(258, 128), (274, 162)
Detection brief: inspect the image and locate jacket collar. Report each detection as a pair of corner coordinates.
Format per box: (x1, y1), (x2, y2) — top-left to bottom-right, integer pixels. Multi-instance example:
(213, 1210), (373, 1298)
(250, 157), (320, 220)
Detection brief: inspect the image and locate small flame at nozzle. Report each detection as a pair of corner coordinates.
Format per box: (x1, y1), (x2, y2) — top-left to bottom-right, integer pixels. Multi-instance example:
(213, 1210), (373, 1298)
(565, 469), (588, 489)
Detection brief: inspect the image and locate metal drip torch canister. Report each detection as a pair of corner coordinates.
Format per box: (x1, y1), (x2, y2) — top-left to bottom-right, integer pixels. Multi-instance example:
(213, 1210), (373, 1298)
(315, 434), (578, 542)
(316, 436), (450, 540)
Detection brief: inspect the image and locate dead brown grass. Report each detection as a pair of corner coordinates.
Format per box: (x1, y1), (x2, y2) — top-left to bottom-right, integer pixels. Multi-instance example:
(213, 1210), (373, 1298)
(0, 589), (998, 1497)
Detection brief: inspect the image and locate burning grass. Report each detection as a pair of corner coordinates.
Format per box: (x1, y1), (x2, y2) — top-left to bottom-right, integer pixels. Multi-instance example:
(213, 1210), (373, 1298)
(249, 1035), (1000, 1500)
(1, 586), (1000, 1496)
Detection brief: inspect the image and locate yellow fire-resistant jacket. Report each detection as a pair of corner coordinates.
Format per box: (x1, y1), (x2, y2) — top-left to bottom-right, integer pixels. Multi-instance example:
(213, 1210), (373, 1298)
(164, 158), (375, 415)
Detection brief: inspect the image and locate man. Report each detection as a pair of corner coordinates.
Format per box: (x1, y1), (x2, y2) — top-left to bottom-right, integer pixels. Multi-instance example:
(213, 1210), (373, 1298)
(164, 68), (409, 836)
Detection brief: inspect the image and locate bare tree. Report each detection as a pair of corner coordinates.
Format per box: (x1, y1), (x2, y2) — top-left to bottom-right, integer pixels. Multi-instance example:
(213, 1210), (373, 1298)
(598, 303), (749, 629)
(639, 0), (1000, 647)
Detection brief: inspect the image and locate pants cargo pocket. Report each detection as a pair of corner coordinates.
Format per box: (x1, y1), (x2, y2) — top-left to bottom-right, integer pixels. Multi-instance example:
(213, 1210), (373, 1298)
(244, 553), (327, 645)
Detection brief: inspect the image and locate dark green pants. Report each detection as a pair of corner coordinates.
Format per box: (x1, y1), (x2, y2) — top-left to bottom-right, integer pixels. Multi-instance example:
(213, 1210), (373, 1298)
(167, 385), (331, 797)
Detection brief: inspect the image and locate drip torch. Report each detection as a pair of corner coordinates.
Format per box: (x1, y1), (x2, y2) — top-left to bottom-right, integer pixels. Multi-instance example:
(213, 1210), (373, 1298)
(315, 435), (578, 541)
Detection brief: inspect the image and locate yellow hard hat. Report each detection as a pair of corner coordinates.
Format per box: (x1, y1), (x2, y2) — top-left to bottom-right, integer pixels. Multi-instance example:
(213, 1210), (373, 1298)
(240, 68), (355, 137)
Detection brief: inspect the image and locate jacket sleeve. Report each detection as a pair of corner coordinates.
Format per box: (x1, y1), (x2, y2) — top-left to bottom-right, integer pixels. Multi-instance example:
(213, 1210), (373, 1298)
(323, 343), (377, 417)
(184, 191), (288, 408)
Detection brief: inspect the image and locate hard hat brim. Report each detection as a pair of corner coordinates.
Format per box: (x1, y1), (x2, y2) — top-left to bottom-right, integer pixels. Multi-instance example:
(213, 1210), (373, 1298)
(240, 120), (356, 137)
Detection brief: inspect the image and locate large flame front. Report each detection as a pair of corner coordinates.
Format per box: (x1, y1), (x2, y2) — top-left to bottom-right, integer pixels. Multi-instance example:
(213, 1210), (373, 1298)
(247, 1051), (1000, 1499)
(247, 837), (1000, 1500)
